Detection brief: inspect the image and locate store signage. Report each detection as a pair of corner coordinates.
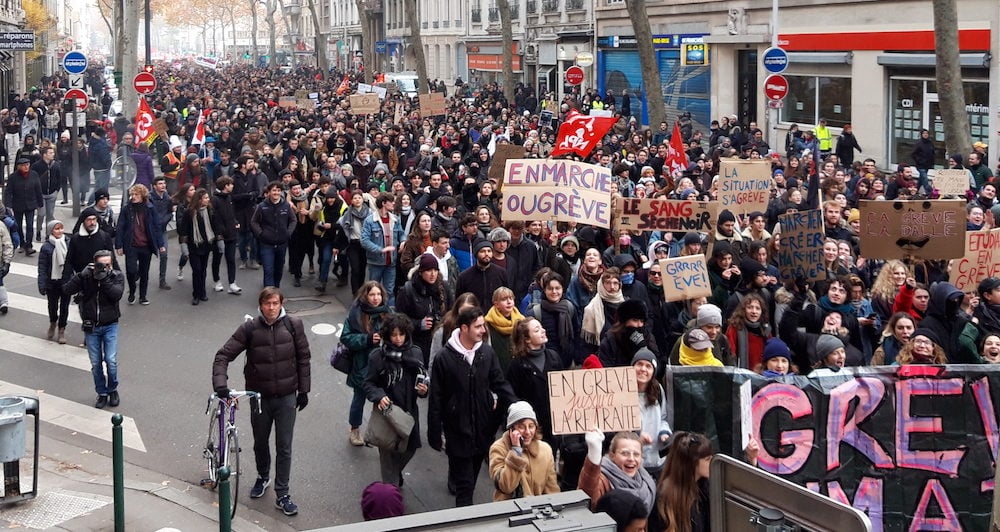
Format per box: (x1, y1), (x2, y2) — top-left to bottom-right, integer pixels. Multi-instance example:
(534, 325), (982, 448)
(681, 43), (709, 66)
(597, 33), (706, 50)
(0, 32), (35, 51)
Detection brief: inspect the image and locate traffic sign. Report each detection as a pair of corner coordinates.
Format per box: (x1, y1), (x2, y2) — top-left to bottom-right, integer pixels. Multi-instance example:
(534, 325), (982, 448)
(565, 65), (584, 86)
(64, 88), (89, 110)
(65, 112), (87, 127)
(763, 74), (789, 101)
(133, 71), (156, 94)
(62, 51), (88, 75)
(762, 47), (789, 74)
(68, 74), (84, 90)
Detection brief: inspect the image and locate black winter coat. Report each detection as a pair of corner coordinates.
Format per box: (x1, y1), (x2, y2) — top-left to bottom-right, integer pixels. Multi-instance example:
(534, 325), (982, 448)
(395, 277), (452, 364)
(62, 267), (124, 326)
(64, 228), (117, 275)
(455, 263), (509, 314)
(212, 314), (312, 398)
(2, 169), (42, 211)
(37, 238), (70, 291)
(506, 348), (562, 441)
(211, 192), (239, 241)
(250, 198), (296, 245)
(364, 343), (426, 451)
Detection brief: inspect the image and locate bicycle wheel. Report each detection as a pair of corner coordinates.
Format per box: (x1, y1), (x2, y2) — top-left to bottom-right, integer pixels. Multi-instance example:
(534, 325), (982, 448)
(224, 430), (240, 518)
(201, 409), (222, 488)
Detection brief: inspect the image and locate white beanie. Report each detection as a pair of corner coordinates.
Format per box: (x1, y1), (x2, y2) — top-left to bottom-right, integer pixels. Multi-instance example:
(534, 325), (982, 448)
(506, 401), (537, 429)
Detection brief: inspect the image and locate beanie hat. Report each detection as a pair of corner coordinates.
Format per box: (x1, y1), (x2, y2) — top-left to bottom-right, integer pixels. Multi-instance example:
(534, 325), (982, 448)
(46, 219), (63, 236)
(739, 258), (765, 281)
(711, 240), (733, 259)
(582, 354), (603, 369)
(813, 334), (845, 365)
(94, 188), (111, 202)
(617, 299), (647, 323)
(718, 209), (736, 225)
(631, 347), (657, 370)
(684, 328), (713, 351)
(978, 277), (1000, 297)
(506, 401), (537, 429)
(374, 162), (390, 175)
(911, 327), (941, 348)
(487, 227), (511, 242)
(560, 235), (580, 249)
(847, 209), (860, 224)
(473, 239), (493, 254)
(361, 482), (404, 520)
(683, 231), (702, 246)
(761, 338), (792, 364)
(696, 304), (723, 327)
(594, 490), (648, 528)
(418, 253), (439, 272)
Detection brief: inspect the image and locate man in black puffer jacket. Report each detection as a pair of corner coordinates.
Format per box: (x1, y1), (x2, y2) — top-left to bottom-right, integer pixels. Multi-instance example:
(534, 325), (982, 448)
(213, 287), (311, 516)
(211, 176), (241, 294)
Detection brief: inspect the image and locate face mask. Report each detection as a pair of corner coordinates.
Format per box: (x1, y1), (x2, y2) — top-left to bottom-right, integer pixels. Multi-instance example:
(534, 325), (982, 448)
(620, 272), (635, 285)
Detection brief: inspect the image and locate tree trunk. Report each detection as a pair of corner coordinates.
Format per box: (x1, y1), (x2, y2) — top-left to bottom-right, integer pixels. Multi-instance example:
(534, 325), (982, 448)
(404, 0), (428, 92)
(113, 0), (123, 72)
(625, 0), (665, 127)
(354, 0), (371, 82)
(932, 0), (971, 159)
(304, 0), (327, 78)
(267, 0), (277, 67)
(250, 0), (259, 64)
(121, 0), (139, 120)
(497, 0), (514, 104)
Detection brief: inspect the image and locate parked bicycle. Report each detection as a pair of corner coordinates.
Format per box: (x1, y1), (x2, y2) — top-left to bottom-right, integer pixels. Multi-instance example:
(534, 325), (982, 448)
(201, 390), (260, 518)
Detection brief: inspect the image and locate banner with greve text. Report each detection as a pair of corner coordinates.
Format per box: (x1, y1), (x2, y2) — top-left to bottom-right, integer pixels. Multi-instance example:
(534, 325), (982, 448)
(665, 366), (999, 532)
(503, 159), (613, 228)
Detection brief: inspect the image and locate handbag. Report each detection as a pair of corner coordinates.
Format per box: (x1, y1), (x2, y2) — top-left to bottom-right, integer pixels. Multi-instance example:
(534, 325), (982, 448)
(365, 404), (414, 453)
(329, 342), (352, 374)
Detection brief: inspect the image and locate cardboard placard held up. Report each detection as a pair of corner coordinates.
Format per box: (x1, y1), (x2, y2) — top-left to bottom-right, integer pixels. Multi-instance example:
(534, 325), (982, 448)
(548, 367), (641, 435)
(776, 209), (825, 281)
(296, 98), (315, 110)
(717, 159), (772, 215)
(615, 198), (718, 232)
(658, 255), (712, 302)
(350, 93), (381, 114)
(293, 89), (310, 99)
(502, 159), (613, 228)
(419, 93), (447, 116)
(859, 199), (965, 260)
(393, 102), (405, 125)
(933, 169), (970, 197)
(950, 228), (1000, 291)
(152, 118), (169, 140)
(489, 144), (525, 188)
(277, 96), (297, 108)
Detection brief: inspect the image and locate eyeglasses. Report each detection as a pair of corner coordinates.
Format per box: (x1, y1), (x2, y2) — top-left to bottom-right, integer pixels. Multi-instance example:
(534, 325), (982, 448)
(649, 271), (662, 277)
(912, 338), (934, 346)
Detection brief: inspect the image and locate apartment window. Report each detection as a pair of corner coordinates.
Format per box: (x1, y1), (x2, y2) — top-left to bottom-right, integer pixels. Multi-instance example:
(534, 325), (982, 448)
(780, 75), (852, 128)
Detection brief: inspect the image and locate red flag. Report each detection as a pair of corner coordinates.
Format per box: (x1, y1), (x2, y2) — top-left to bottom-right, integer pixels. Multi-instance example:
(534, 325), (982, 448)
(191, 108), (210, 146)
(134, 96), (157, 145)
(550, 110), (616, 158)
(664, 121), (690, 177)
(336, 75), (350, 95)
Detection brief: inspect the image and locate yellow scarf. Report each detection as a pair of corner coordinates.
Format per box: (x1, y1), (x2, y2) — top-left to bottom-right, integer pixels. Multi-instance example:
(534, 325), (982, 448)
(485, 306), (524, 336)
(679, 341), (723, 367)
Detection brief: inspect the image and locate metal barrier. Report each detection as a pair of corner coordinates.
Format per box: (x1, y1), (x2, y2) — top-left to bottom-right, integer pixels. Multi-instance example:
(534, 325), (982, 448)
(218, 466), (231, 532)
(0, 395), (39, 505)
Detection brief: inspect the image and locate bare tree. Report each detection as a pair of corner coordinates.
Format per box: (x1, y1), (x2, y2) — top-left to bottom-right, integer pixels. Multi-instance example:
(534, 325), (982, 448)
(250, 0), (260, 64)
(354, 0), (372, 82)
(496, 0), (514, 103)
(403, 0), (428, 92)
(932, 0), (971, 158)
(267, 0), (278, 67)
(625, 1), (665, 127)
(121, 0), (139, 116)
(304, 0), (328, 78)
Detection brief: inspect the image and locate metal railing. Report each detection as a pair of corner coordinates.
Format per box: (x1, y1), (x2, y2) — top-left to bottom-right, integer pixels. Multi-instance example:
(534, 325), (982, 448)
(471, 8), (481, 22)
(542, 0), (558, 12)
(488, 7), (499, 21)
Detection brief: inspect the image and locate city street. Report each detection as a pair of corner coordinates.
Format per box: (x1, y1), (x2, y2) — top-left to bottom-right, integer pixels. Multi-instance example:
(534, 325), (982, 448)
(0, 199), (495, 529)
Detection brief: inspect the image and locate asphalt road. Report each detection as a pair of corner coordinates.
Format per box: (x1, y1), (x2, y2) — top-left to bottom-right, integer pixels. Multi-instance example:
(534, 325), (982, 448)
(1, 198), (496, 529)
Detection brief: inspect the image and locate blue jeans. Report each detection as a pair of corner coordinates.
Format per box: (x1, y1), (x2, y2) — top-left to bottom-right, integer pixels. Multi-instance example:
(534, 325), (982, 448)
(349, 386), (366, 428)
(317, 242), (334, 284)
(86, 323), (119, 396)
(259, 242), (287, 288)
(367, 263), (396, 306)
(237, 228), (258, 263)
(917, 168), (930, 194)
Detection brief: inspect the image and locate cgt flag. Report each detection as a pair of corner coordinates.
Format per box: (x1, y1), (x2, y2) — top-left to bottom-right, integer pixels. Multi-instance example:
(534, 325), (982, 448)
(551, 110), (616, 158)
(664, 121), (690, 177)
(336, 75), (351, 95)
(134, 96), (157, 146)
(190, 108), (210, 146)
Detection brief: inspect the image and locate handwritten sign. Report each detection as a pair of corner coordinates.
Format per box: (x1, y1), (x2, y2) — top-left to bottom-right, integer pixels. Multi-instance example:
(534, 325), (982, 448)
(776, 209), (825, 281)
(296, 98), (315, 110)
(859, 199), (965, 260)
(933, 169), (970, 197)
(502, 159), (613, 228)
(152, 118), (168, 139)
(548, 367), (641, 435)
(278, 96), (297, 108)
(718, 159), (772, 214)
(489, 144), (525, 188)
(615, 198), (718, 232)
(358, 83), (388, 99)
(950, 228), (1000, 291)
(393, 102), (405, 125)
(658, 255), (712, 302)
(349, 93), (380, 114)
(419, 93), (447, 116)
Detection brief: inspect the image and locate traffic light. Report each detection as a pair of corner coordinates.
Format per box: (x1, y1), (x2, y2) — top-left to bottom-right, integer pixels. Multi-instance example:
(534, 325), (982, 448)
(143, 64), (154, 73)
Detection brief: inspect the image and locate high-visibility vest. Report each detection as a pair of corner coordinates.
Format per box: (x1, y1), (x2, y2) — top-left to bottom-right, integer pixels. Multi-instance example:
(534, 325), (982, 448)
(163, 151), (181, 179)
(815, 125), (832, 152)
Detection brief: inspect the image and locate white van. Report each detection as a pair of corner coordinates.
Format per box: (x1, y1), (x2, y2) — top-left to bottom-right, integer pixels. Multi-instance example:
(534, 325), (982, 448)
(385, 72), (420, 98)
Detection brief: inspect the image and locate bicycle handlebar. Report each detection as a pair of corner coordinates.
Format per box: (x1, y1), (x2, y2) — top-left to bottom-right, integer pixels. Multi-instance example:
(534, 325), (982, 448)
(205, 390), (262, 414)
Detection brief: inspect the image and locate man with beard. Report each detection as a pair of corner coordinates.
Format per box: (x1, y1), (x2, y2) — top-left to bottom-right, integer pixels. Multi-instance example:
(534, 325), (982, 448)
(65, 210), (119, 275)
(456, 240), (508, 314)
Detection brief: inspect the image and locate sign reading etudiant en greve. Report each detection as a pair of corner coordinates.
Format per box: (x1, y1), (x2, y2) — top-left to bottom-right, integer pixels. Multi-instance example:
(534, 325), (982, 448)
(933, 169), (970, 197)
(349, 93), (380, 114)
(718, 159), (772, 214)
(777, 209), (825, 281)
(548, 367), (641, 435)
(615, 198), (718, 232)
(950, 228), (1000, 291)
(859, 200), (965, 260)
(658, 255), (712, 302)
(502, 159), (613, 228)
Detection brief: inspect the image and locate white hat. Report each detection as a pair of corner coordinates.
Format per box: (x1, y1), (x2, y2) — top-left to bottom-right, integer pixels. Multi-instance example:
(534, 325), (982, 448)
(169, 135), (183, 150)
(506, 401), (537, 430)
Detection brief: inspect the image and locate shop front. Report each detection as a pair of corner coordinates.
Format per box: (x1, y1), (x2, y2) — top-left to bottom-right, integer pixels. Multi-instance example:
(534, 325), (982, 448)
(466, 42), (523, 88)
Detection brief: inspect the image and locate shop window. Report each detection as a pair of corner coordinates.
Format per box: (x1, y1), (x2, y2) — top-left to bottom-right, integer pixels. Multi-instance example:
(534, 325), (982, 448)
(780, 76), (852, 128)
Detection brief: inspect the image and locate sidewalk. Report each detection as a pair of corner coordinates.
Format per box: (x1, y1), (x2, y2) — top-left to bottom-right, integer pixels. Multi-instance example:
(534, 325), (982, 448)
(0, 434), (296, 532)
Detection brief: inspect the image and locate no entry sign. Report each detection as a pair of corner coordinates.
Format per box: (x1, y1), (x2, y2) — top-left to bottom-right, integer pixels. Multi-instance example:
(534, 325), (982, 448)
(564, 65), (584, 86)
(763, 74), (788, 101)
(133, 71), (156, 94)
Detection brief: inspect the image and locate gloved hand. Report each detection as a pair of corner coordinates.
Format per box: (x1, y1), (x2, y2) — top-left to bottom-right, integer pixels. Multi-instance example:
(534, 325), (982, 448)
(629, 329), (647, 348)
(216, 240), (225, 254)
(79, 264), (94, 279)
(215, 387), (230, 399)
(585, 429), (605, 465)
(180, 243), (189, 257)
(296, 392), (308, 411)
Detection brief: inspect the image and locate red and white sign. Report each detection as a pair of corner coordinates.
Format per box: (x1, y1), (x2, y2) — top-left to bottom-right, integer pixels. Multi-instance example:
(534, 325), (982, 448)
(64, 88), (88, 110)
(564, 65), (584, 86)
(763, 74), (788, 101)
(133, 71), (156, 94)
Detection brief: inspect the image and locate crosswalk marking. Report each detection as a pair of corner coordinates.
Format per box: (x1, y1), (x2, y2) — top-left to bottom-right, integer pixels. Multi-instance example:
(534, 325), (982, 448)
(0, 380), (147, 453)
(5, 263), (82, 322)
(2, 332), (91, 371)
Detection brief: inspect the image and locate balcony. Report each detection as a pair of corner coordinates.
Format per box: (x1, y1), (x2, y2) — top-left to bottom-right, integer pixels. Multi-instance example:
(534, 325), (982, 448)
(442, 20), (449, 28)
(471, 8), (481, 22)
(509, 2), (519, 17)
(432, 21), (439, 28)
(542, 0), (558, 13)
(527, 0), (536, 13)
(488, 7), (499, 21)
(422, 21), (428, 28)
(361, 0), (383, 12)
(566, 0), (584, 9)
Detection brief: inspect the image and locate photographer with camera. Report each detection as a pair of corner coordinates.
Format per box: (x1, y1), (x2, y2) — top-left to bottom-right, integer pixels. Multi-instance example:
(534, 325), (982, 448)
(395, 254), (453, 366)
(63, 249), (125, 409)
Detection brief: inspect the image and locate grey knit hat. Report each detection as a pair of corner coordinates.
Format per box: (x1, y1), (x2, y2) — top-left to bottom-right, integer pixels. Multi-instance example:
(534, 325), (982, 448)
(506, 401), (537, 429)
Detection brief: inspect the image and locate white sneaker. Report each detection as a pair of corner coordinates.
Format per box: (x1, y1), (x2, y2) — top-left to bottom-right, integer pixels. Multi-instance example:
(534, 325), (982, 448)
(228, 283), (242, 294)
(214, 281), (224, 292)
(176, 269), (184, 281)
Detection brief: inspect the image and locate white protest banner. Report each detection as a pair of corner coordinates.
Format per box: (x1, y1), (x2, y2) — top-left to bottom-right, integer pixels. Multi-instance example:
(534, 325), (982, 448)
(349, 93), (380, 114)
(933, 169), (970, 197)
(859, 200), (965, 260)
(615, 198), (718, 232)
(502, 159), (613, 228)
(358, 83), (387, 99)
(548, 367), (641, 435)
(718, 159), (772, 214)
(658, 255), (712, 302)
(776, 209), (825, 281)
(950, 228), (1000, 291)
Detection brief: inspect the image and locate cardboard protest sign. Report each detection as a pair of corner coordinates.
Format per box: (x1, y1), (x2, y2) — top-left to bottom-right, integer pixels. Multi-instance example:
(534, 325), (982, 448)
(296, 98), (314, 109)
(933, 169), (970, 197)
(615, 198), (718, 232)
(152, 118), (168, 139)
(358, 83), (388, 99)
(717, 159), (772, 214)
(419, 93), (447, 116)
(548, 367), (641, 435)
(393, 102), (405, 125)
(502, 159), (613, 228)
(488, 144), (525, 188)
(776, 209), (825, 281)
(658, 255), (712, 302)
(950, 228), (1000, 291)
(278, 96), (297, 108)
(349, 93), (380, 114)
(859, 199), (965, 260)
(665, 365), (1000, 532)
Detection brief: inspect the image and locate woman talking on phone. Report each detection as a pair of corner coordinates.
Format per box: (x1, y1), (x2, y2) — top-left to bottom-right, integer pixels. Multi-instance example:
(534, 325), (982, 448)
(488, 401), (559, 501)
